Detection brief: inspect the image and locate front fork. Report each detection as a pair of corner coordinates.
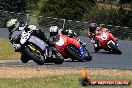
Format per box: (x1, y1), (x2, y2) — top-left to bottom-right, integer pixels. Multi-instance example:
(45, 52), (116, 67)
(109, 33), (118, 46)
(78, 46), (88, 57)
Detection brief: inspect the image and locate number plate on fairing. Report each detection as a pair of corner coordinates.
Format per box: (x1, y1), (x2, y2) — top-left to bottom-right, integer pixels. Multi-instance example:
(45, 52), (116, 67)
(100, 32), (108, 40)
(56, 36), (65, 46)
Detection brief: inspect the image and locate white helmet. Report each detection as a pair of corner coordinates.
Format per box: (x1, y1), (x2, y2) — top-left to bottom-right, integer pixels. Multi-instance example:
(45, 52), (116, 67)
(49, 26), (59, 36)
(50, 26), (58, 32)
(28, 25), (37, 30)
(68, 30), (72, 34)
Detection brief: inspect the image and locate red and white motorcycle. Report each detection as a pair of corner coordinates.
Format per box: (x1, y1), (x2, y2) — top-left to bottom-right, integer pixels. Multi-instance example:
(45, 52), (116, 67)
(95, 28), (122, 54)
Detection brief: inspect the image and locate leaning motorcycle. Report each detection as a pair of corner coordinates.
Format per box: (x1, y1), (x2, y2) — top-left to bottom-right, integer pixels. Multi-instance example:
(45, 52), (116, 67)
(95, 29), (122, 54)
(52, 33), (92, 62)
(11, 28), (64, 65)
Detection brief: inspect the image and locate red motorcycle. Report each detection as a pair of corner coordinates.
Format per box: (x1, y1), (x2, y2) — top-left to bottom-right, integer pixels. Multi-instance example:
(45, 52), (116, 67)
(50, 33), (92, 61)
(95, 29), (122, 54)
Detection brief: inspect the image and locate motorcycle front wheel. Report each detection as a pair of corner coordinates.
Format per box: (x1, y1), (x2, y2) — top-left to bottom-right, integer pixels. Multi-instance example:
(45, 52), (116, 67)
(22, 46), (45, 65)
(52, 47), (64, 64)
(65, 45), (83, 62)
(108, 42), (122, 54)
(20, 54), (29, 63)
(84, 47), (92, 61)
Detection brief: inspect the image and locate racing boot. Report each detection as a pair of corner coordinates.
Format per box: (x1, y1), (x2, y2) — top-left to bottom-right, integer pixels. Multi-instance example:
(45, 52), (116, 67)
(93, 40), (100, 52)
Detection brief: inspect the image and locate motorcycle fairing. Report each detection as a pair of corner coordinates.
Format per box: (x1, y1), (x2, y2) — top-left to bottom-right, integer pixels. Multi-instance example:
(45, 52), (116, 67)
(107, 40), (116, 49)
(96, 29), (118, 50)
(67, 37), (80, 48)
(20, 30), (31, 44)
(99, 32), (108, 40)
(56, 36), (65, 46)
(28, 36), (47, 50)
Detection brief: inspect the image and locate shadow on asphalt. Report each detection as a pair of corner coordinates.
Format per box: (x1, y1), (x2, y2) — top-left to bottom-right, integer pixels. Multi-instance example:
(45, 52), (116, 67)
(91, 51), (121, 55)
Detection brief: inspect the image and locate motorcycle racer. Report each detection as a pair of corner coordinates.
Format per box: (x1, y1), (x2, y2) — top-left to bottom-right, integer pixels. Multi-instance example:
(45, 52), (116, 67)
(49, 26), (86, 47)
(6, 19), (56, 61)
(7, 19), (55, 47)
(88, 23), (118, 52)
(87, 23), (101, 52)
(49, 26), (92, 61)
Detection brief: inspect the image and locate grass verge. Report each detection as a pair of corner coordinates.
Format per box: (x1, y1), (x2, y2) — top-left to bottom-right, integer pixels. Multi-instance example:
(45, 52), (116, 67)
(0, 39), (20, 60)
(0, 74), (131, 88)
(0, 67), (131, 88)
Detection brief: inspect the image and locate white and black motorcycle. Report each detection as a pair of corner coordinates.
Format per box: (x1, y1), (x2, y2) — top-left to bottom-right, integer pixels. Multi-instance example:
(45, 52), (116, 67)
(11, 25), (64, 65)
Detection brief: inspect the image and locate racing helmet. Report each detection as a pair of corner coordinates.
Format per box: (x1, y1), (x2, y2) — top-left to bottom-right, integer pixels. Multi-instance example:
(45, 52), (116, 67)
(6, 19), (20, 33)
(49, 26), (59, 36)
(67, 29), (73, 37)
(88, 23), (98, 33)
(68, 30), (72, 34)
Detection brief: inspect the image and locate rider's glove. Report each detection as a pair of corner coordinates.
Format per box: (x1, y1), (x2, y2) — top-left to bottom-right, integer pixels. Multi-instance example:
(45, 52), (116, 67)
(13, 44), (21, 51)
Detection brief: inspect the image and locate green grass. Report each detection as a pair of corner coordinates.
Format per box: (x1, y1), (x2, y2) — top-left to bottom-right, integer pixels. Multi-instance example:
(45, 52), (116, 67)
(0, 74), (131, 88)
(0, 39), (20, 60)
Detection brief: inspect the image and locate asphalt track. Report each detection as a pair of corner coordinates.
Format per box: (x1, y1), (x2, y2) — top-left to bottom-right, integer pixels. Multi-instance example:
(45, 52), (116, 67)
(0, 28), (132, 69)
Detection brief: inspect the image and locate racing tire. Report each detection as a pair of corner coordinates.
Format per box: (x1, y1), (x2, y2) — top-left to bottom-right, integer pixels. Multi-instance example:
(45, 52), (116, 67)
(23, 47), (45, 65)
(84, 48), (92, 61)
(94, 47), (100, 52)
(20, 55), (29, 63)
(86, 55), (92, 61)
(65, 46), (83, 62)
(52, 48), (64, 64)
(108, 42), (122, 54)
(54, 52), (64, 64)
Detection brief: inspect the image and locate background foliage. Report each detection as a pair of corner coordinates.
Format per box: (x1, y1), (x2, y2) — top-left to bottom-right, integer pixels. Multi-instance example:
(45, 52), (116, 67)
(82, 6), (132, 27)
(0, 0), (27, 12)
(0, 0), (131, 27)
(38, 0), (96, 20)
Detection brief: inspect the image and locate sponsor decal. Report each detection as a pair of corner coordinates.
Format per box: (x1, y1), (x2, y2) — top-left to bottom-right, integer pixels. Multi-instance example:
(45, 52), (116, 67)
(79, 68), (131, 86)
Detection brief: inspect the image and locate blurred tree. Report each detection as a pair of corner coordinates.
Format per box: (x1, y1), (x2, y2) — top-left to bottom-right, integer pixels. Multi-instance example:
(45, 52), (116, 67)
(120, 0), (131, 4)
(0, 0), (39, 12)
(38, 0), (96, 20)
(26, 0), (40, 10)
(0, 0), (27, 12)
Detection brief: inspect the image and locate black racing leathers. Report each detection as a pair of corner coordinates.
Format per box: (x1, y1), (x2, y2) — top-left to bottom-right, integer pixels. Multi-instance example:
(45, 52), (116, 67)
(33, 29), (55, 47)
